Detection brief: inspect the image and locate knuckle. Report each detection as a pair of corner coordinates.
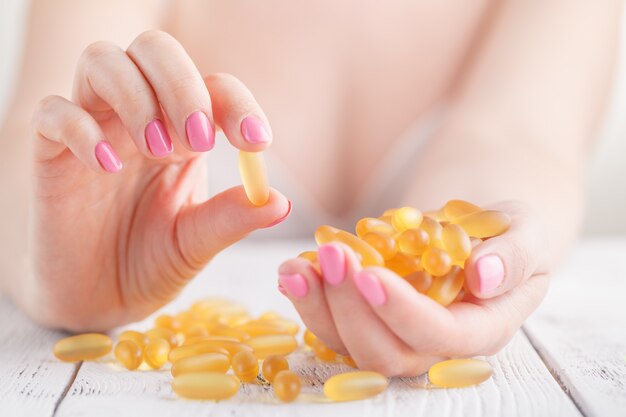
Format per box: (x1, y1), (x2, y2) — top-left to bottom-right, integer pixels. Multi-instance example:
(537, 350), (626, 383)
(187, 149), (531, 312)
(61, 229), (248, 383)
(82, 40), (120, 63)
(130, 30), (177, 51)
(64, 113), (94, 141)
(508, 240), (531, 281)
(205, 72), (240, 86)
(33, 95), (61, 123)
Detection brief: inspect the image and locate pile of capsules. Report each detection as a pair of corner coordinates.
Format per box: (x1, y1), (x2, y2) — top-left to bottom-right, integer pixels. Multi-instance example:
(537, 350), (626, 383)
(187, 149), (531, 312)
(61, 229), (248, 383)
(53, 298), (493, 403)
(299, 200), (511, 306)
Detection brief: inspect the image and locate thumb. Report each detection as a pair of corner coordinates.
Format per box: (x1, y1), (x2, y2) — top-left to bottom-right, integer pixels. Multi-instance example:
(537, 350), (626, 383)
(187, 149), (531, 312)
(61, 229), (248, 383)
(176, 186), (291, 268)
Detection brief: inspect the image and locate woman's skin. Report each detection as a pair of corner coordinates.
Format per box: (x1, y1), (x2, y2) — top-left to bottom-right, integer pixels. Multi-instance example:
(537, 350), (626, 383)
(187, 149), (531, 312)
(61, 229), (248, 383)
(0, 1), (621, 376)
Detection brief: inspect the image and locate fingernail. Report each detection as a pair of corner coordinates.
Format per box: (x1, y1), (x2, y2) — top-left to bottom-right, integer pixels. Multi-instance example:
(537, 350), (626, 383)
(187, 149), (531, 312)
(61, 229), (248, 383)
(185, 111), (215, 152)
(278, 273), (308, 298)
(145, 119), (173, 157)
(354, 271), (387, 306)
(263, 200), (292, 228)
(318, 244), (346, 285)
(476, 254), (504, 294)
(241, 115), (271, 144)
(278, 284), (288, 296)
(94, 141), (123, 173)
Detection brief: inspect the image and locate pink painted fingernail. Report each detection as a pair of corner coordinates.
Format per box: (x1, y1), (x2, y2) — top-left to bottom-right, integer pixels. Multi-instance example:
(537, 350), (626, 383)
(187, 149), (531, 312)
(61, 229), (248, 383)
(241, 115), (271, 144)
(278, 284), (288, 296)
(318, 244), (346, 285)
(94, 141), (123, 173)
(145, 119), (173, 157)
(263, 200), (292, 228)
(185, 111), (215, 152)
(354, 271), (387, 306)
(476, 254), (505, 294)
(278, 273), (308, 298)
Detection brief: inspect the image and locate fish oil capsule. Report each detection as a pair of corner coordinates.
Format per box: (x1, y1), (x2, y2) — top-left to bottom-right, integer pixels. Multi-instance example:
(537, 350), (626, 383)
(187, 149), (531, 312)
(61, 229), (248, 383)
(421, 247), (452, 277)
(118, 330), (149, 350)
(236, 321), (290, 337)
(452, 210), (511, 238)
(428, 359), (493, 388)
(442, 223), (471, 266)
(145, 327), (178, 348)
(144, 337), (171, 369)
(262, 355), (289, 383)
(53, 333), (112, 362)
(232, 351), (259, 382)
(314, 225), (339, 245)
(323, 371), (388, 402)
(419, 216), (444, 248)
(443, 200), (482, 221)
(258, 311), (282, 321)
(212, 325), (250, 342)
(238, 151), (270, 206)
(342, 356), (358, 368)
(312, 337), (337, 362)
(398, 228), (430, 256)
(171, 352), (230, 376)
(404, 270), (433, 293)
(174, 337), (250, 359)
(427, 267), (465, 306)
(355, 217), (395, 238)
(248, 335), (297, 359)
(385, 252), (422, 277)
(154, 314), (181, 332)
(297, 250), (318, 263)
(391, 207), (423, 232)
(303, 329), (317, 347)
(182, 322), (211, 340)
(273, 370), (301, 402)
(362, 231), (398, 260)
(114, 340), (142, 370)
(169, 343), (231, 363)
(315, 226), (385, 267)
(172, 372), (240, 400)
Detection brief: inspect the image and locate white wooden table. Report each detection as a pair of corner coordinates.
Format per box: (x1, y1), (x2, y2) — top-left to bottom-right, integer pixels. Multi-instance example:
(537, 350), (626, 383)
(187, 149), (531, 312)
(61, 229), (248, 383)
(1, 238), (625, 417)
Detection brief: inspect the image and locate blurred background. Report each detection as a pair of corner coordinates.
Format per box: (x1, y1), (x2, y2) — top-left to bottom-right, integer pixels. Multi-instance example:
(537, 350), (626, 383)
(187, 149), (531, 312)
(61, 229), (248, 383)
(2, 2), (625, 235)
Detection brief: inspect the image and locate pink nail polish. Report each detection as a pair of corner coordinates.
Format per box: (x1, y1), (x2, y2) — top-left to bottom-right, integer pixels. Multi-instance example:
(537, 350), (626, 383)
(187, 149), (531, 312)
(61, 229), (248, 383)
(94, 141), (123, 173)
(278, 273), (308, 298)
(185, 111), (215, 152)
(278, 284), (288, 296)
(263, 200), (292, 228)
(318, 244), (346, 285)
(241, 115), (271, 144)
(354, 271), (387, 306)
(145, 119), (173, 157)
(476, 254), (505, 294)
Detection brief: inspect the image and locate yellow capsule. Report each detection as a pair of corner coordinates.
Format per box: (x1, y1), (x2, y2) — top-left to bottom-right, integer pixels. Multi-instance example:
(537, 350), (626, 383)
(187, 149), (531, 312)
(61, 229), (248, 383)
(342, 356), (358, 368)
(172, 372), (240, 400)
(236, 321), (291, 337)
(145, 327), (178, 348)
(154, 314), (181, 332)
(427, 267), (465, 306)
(391, 207), (423, 232)
(232, 351), (259, 383)
(258, 311), (282, 321)
(273, 370), (301, 402)
(181, 322), (211, 340)
(262, 354), (289, 383)
(144, 337), (170, 369)
(172, 338), (250, 361)
(262, 318), (300, 336)
(428, 359), (493, 388)
(171, 352), (230, 377)
(238, 151), (270, 206)
(362, 231), (398, 260)
(53, 333), (112, 362)
(118, 330), (149, 350)
(175, 311), (197, 329)
(382, 208), (397, 217)
(169, 343), (231, 363)
(397, 228), (430, 256)
(323, 371), (388, 402)
(297, 250), (318, 263)
(452, 210), (511, 238)
(443, 200), (482, 221)
(442, 223), (471, 266)
(303, 329), (317, 347)
(355, 217), (395, 238)
(312, 337), (337, 362)
(404, 270), (433, 293)
(114, 340), (142, 370)
(211, 325), (250, 342)
(421, 247), (452, 277)
(248, 335), (297, 359)
(385, 252), (421, 277)
(315, 226), (384, 267)
(419, 216), (443, 248)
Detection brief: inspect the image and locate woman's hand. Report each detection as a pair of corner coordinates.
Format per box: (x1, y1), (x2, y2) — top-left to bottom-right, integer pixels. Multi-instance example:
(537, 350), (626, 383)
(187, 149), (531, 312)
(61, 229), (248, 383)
(29, 31), (290, 331)
(278, 201), (550, 376)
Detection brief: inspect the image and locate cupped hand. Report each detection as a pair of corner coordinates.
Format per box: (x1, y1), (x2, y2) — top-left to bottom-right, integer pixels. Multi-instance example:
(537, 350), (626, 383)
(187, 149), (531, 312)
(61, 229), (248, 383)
(278, 201), (549, 376)
(30, 31), (290, 331)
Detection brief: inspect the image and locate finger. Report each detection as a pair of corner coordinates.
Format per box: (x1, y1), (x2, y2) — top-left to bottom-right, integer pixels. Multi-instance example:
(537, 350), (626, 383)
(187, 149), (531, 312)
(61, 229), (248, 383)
(33, 95), (122, 173)
(74, 41), (172, 158)
(205, 73), (272, 151)
(127, 30), (214, 153)
(464, 201), (550, 299)
(277, 257), (345, 353)
(175, 186), (291, 270)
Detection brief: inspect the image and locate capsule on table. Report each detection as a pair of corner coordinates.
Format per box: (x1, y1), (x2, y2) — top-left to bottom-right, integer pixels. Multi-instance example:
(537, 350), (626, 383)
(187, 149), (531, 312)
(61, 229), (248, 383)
(145, 327), (178, 348)
(404, 270), (433, 293)
(53, 333), (112, 362)
(171, 352), (230, 377)
(312, 337), (337, 362)
(391, 207), (423, 232)
(362, 231), (398, 260)
(211, 325), (251, 342)
(428, 359), (493, 388)
(385, 252), (422, 277)
(427, 267), (465, 306)
(248, 335), (297, 359)
(397, 228), (430, 256)
(421, 247), (452, 277)
(419, 216), (444, 248)
(238, 150), (270, 206)
(451, 210), (511, 238)
(443, 200), (482, 221)
(262, 354), (290, 383)
(236, 321), (291, 337)
(303, 329), (317, 347)
(232, 350), (259, 382)
(273, 370), (301, 403)
(118, 330), (149, 350)
(154, 314), (181, 332)
(355, 217), (395, 238)
(342, 356), (358, 368)
(170, 338), (249, 362)
(323, 371), (388, 402)
(172, 372), (241, 400)
(442, 223), (471, 266)
(144, 337), (171, 369)
(114, 340), (143, 370)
